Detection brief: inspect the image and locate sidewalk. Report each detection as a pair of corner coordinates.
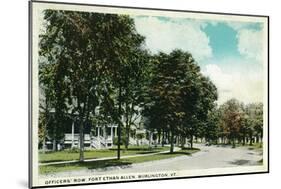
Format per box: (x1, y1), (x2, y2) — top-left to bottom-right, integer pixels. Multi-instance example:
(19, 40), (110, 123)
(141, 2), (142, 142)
(39, 147), (181, 166)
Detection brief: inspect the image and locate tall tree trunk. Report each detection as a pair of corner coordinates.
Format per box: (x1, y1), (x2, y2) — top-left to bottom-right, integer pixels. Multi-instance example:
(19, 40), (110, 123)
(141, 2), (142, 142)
(43, 97), (49, 153)
(161, 130), (165, 147)
(79, 120), (84, 161)
(104, 126), (108, 148)
(170, 130), (174, 153)
(242, 131), (246, 146)
(42, 138), (47, 153)
(175, 136), (178, 146)
(232, 139), (236, 148)
(158, 130), (161, 144)
(52, 138), (57, 151)
(52, 129), (57, 151)
(148, 131), (152, 148)
(117, 85), (122, 160)
(256, 135), (259, 143)
(167, 131), (170, 144)
(249, 133), (253, 146)
(190, 134), (193, 149)
(181, 135), (185, 148)
(124, 101), (130, 150)
(232, 134), (236, 148)
(125, 124), (130, 150)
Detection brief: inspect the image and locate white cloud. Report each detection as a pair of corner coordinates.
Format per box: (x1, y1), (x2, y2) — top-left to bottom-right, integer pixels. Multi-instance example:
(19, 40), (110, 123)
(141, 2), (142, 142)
(224, 21), (265, 63)
(202, 64), (263, 105)
(226, 21), (254, 31)
(134, 17), (212, 61)
(237, 29), (264, 61)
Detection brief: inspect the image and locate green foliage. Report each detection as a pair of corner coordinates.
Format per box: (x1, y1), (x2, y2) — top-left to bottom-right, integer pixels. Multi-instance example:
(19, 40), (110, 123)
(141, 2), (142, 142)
(218, 99), (263, 147)
(39, 10), (147, 158)
(144, 50), (217, 150)
(204, 107), (220, 143)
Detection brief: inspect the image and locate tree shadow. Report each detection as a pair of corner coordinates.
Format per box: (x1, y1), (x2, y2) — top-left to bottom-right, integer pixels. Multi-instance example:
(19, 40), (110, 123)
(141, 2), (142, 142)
(247, 152), (255, 155)
(181, 147), (200, 150)
(135, 151), (161, 154)
(161, 151), (191, 156)
(109, 147), (161, 152)
(229, 159), (250, 165)
(84, 159), (132, 170)
(216, 144), (231, 148)
(47, 159), (133, 170)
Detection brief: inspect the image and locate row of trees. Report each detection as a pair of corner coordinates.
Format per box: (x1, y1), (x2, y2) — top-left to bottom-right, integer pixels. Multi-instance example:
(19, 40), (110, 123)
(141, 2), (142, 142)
(215, 99), (263, 148)
(38, 10), (263, 162)
(142, 99), (263, 150)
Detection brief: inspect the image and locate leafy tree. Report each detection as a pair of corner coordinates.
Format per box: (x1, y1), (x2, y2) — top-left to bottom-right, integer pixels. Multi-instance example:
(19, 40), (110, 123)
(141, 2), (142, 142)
(91, 15), (147, 157)
(121, 50), (151, 150)
(245, 103), (263, 145)
(39, 35), (70, 151)
(144, 50), (217, 151)
(182, 75), (217, 148)
(220, 99), (243, 148)
(39, 10), (147, 160)
(204, 106), (220, 144)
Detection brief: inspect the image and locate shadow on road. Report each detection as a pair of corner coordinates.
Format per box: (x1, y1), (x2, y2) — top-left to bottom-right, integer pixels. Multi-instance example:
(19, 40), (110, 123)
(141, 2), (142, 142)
(229, 159), (250, 165)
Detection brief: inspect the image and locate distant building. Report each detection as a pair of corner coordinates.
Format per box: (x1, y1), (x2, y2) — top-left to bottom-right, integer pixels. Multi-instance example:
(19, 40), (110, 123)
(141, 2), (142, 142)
(42, 110), (149, 150)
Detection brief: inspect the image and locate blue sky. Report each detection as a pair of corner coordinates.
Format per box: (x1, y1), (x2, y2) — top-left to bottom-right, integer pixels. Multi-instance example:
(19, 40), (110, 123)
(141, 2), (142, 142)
(203, 23), (240, 60)
(133, 16), (266, 104)
(203, 21), (263, 60)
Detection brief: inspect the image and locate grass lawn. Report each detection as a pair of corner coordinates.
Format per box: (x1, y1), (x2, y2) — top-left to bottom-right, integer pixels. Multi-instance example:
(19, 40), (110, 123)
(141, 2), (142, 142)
(39, 148), (200, 174)
(39, 145), (170, 163)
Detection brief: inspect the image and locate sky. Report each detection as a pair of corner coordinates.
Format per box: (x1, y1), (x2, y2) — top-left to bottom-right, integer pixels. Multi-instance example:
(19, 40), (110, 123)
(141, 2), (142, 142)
(133, 16), (266, 105)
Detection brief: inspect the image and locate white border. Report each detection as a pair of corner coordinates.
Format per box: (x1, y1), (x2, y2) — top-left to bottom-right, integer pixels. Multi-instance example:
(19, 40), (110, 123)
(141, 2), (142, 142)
(30, 1), (269, 187)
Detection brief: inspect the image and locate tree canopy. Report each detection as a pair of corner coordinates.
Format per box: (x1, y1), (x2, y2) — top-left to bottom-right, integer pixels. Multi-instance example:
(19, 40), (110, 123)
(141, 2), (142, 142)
(38, 9), (264, 159)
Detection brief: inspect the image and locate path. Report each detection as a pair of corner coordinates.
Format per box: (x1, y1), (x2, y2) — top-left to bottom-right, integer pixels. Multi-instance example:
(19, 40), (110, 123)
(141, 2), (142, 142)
(41, 144), (262, 178)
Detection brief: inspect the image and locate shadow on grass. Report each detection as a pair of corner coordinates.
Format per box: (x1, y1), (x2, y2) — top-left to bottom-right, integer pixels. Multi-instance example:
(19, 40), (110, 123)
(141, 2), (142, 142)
(135, 150), (162, 154)
(83, 159), (132, 170)
(39, 147), (166, 163)
(40, 159), (133, 174)
(109, 147), (166, 155)
(109, 147), (164, 151)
